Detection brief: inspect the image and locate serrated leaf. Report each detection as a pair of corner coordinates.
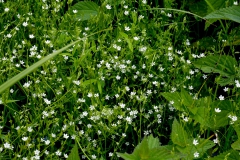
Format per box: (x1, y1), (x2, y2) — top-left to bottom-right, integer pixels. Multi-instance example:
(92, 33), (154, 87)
(205, 0), (226, 12)
(209, 149), (240, 160)
(171, 119), (188, 147)
(193, 55), (237, 77)
(194, 107), (211, 128)
(70, 1), (99, 21)
(204, 6), (240, 23)
(161, 92), (182, 111)
(67, 144), (80, 160)
(231, 140), (240, 150)
(147, 134), (161, 149)
(181, 89), (197, 114)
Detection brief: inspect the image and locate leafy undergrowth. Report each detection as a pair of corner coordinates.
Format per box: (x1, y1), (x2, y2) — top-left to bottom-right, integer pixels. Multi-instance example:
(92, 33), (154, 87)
(0, 0), (239, 160)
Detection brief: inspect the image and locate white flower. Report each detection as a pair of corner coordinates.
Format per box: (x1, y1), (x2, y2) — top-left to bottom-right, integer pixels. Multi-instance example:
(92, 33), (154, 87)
(55, 150), (62, 156)
(124, 10), (129, 15)
(23, 22), (28, 27)
(234, 1), (238, 5)
(194, 152), (199, 158)
(193, 139), (198, 146)
(4, 8), (9, 12)
(22, 137), (28, 141)
(215, 108), (221, 113)
(133, 36), (139, 40)
(142, 0), (147, 4)
(213, 138), (219, 144)
(125, 26), (130, 31)
(63, 133), (69, 139)
(223, 87), (228, 92)
(106, 4), (111, 9)
(29, 34), (35, 39)
(219, 95), (224, 100)
(73, 10), (78, 13)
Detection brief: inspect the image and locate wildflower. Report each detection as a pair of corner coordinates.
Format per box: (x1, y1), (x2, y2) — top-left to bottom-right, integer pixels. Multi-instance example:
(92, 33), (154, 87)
(106, 4), (111, 9)
(6, 34), (12, 38)
(213, 138), (219, 144)
(193, 139), (198, 146)
(22, 137), (28, 141)
(45, 140), (50, 145)
(234, 1), (238, 5)
(125, 26), (130, 31)
(142, 0), (147, 4)
(215, 108), (221, 113)
(63, 133), (69, 139)
(124, 10), (129, 15)
(4, 8), (9, 12)
(109, 152), (113, 157)
(73, 10), (78, 13)
(55, 150), (62, 156)
(219, 95), (224, 100)
(29, 34), (35, 39)
(23, 22), (28, 27)
(223, 87), (228, 92)
(64, 154), (68, 158)
(34, 150), (40, 155)
(194, 152), (199, 158)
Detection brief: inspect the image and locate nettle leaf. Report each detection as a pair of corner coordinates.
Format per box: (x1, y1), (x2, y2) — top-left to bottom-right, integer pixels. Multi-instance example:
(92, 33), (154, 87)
(193, 55), (237, 86)
(70, 1), (99, 21)
(67, 144), (80, 160)
(209, 149), (240, 160)
(117, 135), (182, 160)
(204, 6), (240, 23)
(161, 92), (182, 110)
(171, 119), (188, 147)
(231, 140), (240, 150)
(194, 106), (211, 128)
(194, 55), (237, 76)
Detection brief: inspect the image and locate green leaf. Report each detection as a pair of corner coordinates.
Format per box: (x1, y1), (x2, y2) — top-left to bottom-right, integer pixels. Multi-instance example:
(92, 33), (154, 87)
(194, 55), (237, 76)
(81, 79), (97, 88)
(120, 32), (133, 52)
(67, 144), (80, 160)
(117, 135), (183, 160)
(181, 89), (197, 114)
(171, 119), (188, 147)
(231, 140), (240, 150)
(161, 92), (182, 111)
(0, 39), (81, 94)
(209, 149), (240, 160)
(193, 55), (237, 86)
(70, 1), (99, 21)
(204, 6), (240, 23)
(194, 106), (211, 128)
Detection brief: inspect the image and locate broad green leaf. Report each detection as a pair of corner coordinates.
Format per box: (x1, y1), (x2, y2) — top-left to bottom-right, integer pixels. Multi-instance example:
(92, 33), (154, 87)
(161, 92), (182, 111)
(204, 6), (240, 23)
(171, 119), (188, 147)
(231, 140), (240, 150)
(67, 144), (80, 160)
(209, 149), (240, 160)
(117, 136), (183, 160)
(205, 0), (226, 12)
(193, 55), (237, 85)
(147, 134), (161, 149)
(70, 1), (99, 21)
(181, 89), (197, 114)
(194, 107), (211, 128)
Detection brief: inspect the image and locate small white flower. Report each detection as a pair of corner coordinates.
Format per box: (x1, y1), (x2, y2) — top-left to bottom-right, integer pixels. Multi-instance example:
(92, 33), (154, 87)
(23, 22), (28, 27)
(142, 0), (147, 4)
(213, 138), (219, 144)
(63, 133), (69, 139)
(106, 4), (111, 9)
(4, 8), (9, 12)
(223, 87), (228, 92)
(219, 95), (224, 100)
(22, 137), (28, 141)
(124, 10), (129, 15)
(133, 36), (139, 41)
(234, 1), (238, 5)
(193, 139), (198, 146)
(29, 34), (35, 39)
(215, 108), (221, 113)
(194, 152), (199, 158)
(73, 10), (78, 13)
(125, 26), (130, 31)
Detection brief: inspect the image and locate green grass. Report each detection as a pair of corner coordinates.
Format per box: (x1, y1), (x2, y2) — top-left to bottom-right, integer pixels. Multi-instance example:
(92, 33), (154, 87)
(0, 0), (240, 159)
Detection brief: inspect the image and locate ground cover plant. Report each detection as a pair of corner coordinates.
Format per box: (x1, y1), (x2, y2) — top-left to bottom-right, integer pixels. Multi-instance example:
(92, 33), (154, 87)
(0, 0), (240, 159)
